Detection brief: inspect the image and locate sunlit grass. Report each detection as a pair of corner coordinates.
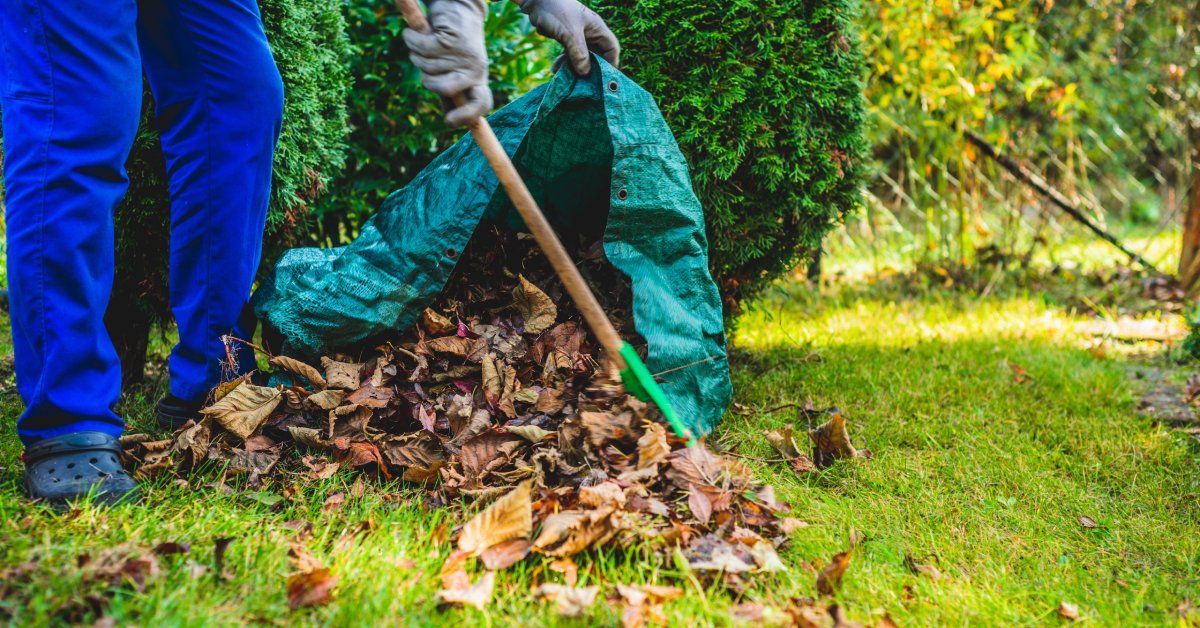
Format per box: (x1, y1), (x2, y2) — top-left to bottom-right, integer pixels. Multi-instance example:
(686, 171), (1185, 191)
(1, 271), (1198, 624)
(824, 220), (1181, 282)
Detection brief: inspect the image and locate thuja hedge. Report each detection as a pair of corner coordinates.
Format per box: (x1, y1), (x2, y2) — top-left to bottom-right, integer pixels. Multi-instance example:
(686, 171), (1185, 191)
(109, 0), (352, 383)
(594, 0), (867, 312)
(311, 0), (553, 243)
(325, 0), (866, 312)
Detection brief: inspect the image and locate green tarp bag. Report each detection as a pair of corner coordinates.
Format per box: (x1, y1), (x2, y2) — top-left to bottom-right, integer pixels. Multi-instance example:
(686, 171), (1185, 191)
(253, 58), (731, 435)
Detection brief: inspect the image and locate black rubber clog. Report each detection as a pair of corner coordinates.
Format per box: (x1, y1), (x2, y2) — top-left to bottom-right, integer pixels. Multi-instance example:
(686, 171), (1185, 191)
(22, 431), (139, 507)
(156, 394), (203, 432)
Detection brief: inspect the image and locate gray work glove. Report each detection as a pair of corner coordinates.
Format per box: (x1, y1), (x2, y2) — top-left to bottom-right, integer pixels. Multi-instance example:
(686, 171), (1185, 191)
(403, 0), (493, 127)
(516, 0), (620, 76)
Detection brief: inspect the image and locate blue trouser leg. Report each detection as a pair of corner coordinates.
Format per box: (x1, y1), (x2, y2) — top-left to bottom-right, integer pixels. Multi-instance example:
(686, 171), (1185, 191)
(1, 0), (282, 444)
(138, 0), (284, 404)
(0, 0), (142, 443)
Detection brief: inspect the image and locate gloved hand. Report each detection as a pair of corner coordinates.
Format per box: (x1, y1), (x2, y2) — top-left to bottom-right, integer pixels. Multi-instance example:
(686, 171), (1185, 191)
(403, 0), (492, 127)
(517, 0), (620, 76)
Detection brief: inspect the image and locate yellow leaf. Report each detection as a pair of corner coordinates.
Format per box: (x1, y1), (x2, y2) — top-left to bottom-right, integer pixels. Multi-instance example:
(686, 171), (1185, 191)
(458, 481), (533, 556)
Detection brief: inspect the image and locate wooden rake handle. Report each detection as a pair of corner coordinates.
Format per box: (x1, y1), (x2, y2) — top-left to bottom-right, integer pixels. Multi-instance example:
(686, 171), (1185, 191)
(394, 0), (628, 369)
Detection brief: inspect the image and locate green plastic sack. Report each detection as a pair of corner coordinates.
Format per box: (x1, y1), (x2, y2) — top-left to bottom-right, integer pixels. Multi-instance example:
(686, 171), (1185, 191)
(253, 59), (731, 435)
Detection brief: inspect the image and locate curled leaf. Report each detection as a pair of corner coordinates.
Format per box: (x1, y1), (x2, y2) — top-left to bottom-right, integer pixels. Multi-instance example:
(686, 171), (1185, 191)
(199, 382), (281, 440)
(269, 356), (327, 389)
(809, 409), (862, 468)
(513, 275), (557, 335)
(437, 570), (495, 610)
(816, 546), (853, 596)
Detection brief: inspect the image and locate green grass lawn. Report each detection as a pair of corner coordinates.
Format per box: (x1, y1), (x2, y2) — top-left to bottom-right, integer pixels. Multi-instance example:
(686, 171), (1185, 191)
(1, 273), (1198, 625)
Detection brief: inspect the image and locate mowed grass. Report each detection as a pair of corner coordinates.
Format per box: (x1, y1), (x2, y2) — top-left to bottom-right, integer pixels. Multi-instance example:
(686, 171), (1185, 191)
(1, 277), (1199, 625)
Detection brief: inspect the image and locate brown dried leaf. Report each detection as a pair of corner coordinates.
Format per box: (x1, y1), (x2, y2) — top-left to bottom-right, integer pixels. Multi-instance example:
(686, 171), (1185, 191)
(729, 602), (773, 624)
(305, 388), (346, 411)
(766, 426), (817, 474)
(1058, 601), (1080, 621)
(337, 441), (387, 477)
(688, 486), (713, 524)
(322, 492), (345, 513)
(636, 422), (670, 469)
(421, 308), (457, 335)
(382, 431), (445, 484)
(479, 538), (533, 570)
(514, 275), (557, 335)
(321, 357), (363, 390)
(533, 509), (619, 557)
(287, 567), (337, 609)
(536, 387), (565, 413)
(427, 335), (483, 358)
(458, 430), (523, 477)
(816, 547), (854, 596)
(437, 570), (495, 610)
(173, 419), (211, 469)
(199, 382), (281, 439)
(665, 445), (723, 488)
(228, 449), (280, 478)
(212, 375), (250, 402)
(458, 481), (533, 556)
(616, 583), (683, 606)
(809, 409), (861, 468)
(580, 411), (635, 448)
(346, 381), (393, 408)
(780, 518), (809, 534)
(270, 356), (327, 389)
(549, 557), (578, 586)
(534, 583), (599, 618)
(301, 455), (340, 480)
(482, 353), (503, 404)
(579, 481), (626, 509)
(83, 548), (161, 592)
(907, 559), (941, 580)
(288, 426), (327, 449)
(683, 535), (755, 573)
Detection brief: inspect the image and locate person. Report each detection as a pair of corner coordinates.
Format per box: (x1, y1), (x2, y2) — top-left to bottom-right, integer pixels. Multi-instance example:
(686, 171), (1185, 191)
(0, 0), (619, 506)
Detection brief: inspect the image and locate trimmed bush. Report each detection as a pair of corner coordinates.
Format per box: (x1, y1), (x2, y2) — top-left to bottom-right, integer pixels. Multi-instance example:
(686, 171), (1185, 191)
(104, 0), (351, 384)
(594, 0), (867, 312)
(312, 0), (553, 242)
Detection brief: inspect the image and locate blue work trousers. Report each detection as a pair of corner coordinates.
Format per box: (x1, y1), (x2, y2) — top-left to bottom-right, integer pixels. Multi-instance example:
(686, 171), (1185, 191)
(0, 0), (284, 443)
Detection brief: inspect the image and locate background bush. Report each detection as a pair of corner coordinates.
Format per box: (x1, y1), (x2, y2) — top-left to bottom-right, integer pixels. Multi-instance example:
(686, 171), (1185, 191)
(321, 0), (867, 313)
(106, 0), (351, 384)
(594, 0), (868, 312)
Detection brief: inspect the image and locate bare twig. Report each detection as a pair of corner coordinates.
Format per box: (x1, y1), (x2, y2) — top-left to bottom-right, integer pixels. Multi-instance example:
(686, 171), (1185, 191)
(964, 129), (1159, 273)
(221, 335), (274, 359)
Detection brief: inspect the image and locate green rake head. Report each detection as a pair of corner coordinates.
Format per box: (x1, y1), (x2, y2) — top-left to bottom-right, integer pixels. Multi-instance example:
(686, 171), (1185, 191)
(617, 342), (697, 447)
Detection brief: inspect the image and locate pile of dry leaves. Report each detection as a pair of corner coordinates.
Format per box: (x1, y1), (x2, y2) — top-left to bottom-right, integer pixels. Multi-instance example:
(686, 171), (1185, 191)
(120, 227), (867, 620)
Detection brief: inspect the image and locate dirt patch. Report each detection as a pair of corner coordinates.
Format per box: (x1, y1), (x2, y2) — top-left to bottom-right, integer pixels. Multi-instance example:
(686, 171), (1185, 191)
(1134, 365), (1197, 427)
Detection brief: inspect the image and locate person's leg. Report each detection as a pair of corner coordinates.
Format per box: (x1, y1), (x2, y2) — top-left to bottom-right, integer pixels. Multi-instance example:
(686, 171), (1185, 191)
(137, 0), (284, 408)
(1, 0), (142, 444)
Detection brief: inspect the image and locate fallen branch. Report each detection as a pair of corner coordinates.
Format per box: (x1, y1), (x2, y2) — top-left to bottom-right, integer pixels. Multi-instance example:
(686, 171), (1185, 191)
(963, 130), (1159, 274)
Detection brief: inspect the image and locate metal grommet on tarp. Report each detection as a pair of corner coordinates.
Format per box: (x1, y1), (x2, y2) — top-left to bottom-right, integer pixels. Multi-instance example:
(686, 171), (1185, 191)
(617, 188), (628, 201)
